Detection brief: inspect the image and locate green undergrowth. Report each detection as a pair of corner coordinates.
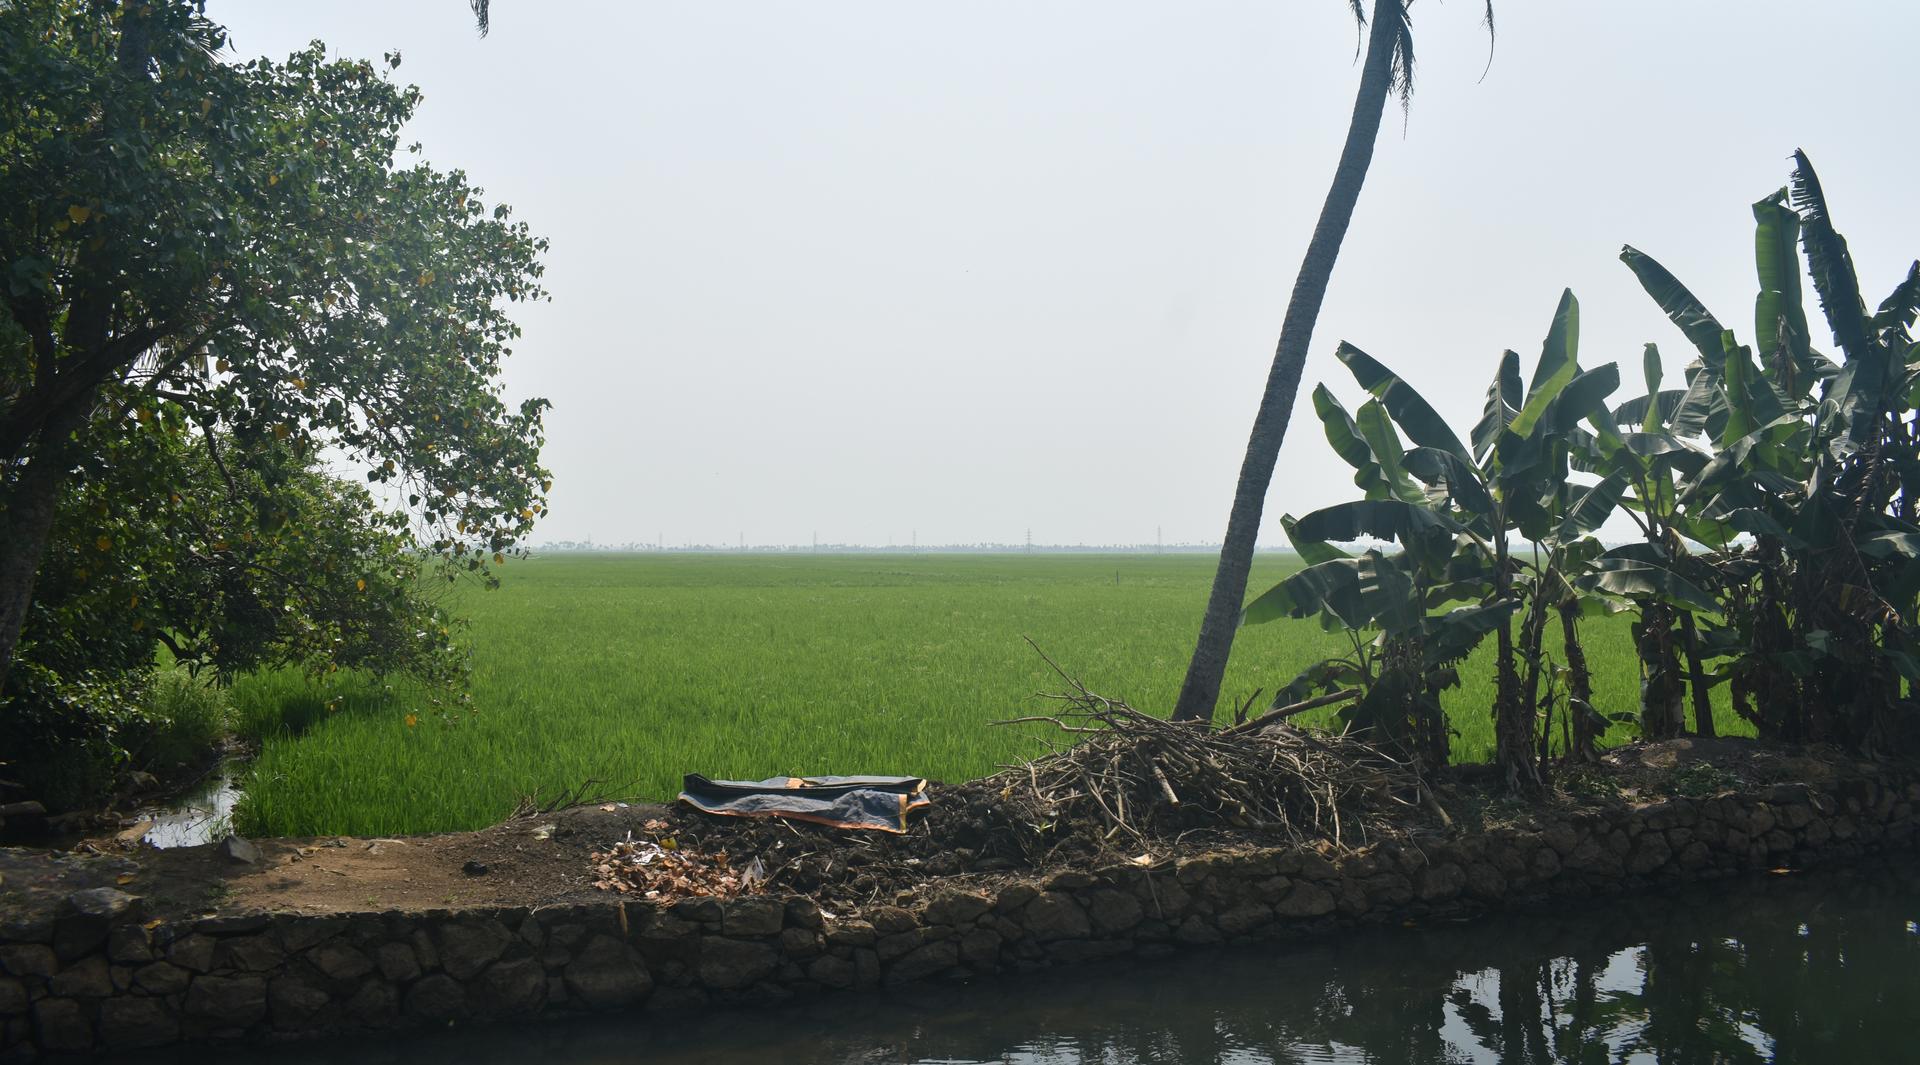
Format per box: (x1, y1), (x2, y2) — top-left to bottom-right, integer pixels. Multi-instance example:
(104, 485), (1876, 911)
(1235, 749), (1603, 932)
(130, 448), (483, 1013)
(2, 665), (232, 813)
(229, 554), (1752, 837)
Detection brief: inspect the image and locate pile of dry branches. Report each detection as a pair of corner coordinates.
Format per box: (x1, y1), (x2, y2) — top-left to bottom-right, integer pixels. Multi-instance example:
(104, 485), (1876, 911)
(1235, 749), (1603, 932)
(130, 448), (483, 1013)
(991, 658), (1431, 856)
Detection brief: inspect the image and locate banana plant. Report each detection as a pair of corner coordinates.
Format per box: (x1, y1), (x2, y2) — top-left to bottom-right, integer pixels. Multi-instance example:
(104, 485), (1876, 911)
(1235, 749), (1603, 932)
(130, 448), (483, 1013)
(1616, 150), (1920, 753)
(1246, 291), (1620, 789)
(1583, 340), (1725, 741)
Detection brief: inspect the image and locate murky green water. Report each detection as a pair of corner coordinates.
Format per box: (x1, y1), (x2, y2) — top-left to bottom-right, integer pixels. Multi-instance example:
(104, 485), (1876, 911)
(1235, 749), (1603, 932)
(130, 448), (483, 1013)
(173, 859), (1920, 1065)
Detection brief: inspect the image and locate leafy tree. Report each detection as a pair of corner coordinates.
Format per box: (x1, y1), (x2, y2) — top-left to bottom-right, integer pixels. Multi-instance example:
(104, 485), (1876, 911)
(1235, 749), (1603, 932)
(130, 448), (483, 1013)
(1174, 0), (1496, 723)
(0, 1), (551, 697)
(3, 413), (469, 807)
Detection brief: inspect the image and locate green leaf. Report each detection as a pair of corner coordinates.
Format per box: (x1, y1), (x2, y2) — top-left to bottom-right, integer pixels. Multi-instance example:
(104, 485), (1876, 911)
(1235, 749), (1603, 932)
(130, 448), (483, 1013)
(1858, 530), (1920, 561)
(1538, 364), (1622, 437)
(1509, 293), (1587, 440)
(1527, 289), (1581, 399)
(1718, 337), (1785, 449)
(1872, 261), (1920, 337)
(1354, 399), (1423, 502)
(1334, 343), (1471, 460)
(1422, 600), (1522, 665)
(1621, 245), (1729, 367)
(1241, 552), (1416, 632)
(1402, 446), (1494, 519)
(1291, 498), (1462, 547)
(1471, 350), (1523, 460)
(1311, 385), (1392, 499)
(1577, 554), (1718, 612)
(1611, 388), (1685, 431)
(1552, 472), (1628, 544)
(1752, 189), (1812, 381)
(1669, 362), (1727, 439)
(1789, 150), (1872, 365)
(1639, 344), (1664, 432)
(1280, 514), (1349, 566)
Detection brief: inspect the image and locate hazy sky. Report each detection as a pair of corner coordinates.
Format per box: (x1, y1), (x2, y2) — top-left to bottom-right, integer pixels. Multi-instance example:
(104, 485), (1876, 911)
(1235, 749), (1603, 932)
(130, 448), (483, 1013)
(216, 1), (1920, 548)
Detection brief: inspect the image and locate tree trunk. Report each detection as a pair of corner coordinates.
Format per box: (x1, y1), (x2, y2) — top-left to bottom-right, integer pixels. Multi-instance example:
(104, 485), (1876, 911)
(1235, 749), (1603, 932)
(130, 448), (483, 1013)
(1421, 678), (1451, 770)
(1562, 601), (1599, 762)
(1517, 582), (1553, 783)
(1516, 584), (1550, 737)
(1171, 0), (1403, 722)
(0, 403), (93, 690)
(1754, 534), (1801, 740)
(1678, 609), (1714, 737)
(1636, 602), (1686, 741)
(0, 3), (152, 694)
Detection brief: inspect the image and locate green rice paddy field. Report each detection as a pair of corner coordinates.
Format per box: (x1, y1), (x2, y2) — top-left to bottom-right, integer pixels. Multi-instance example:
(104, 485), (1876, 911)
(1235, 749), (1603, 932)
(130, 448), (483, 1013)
(230, 553), (1750, 837)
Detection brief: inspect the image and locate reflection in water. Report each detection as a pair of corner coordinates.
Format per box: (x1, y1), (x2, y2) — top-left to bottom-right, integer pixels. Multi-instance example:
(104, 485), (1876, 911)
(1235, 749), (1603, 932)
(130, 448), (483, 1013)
(135, 759), (243, 848)
(170, 859), (1919, 1065)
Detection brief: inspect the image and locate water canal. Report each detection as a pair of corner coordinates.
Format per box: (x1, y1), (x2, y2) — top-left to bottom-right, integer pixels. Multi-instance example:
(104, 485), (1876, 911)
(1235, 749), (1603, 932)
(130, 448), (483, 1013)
(127, 858), (1919, 1064)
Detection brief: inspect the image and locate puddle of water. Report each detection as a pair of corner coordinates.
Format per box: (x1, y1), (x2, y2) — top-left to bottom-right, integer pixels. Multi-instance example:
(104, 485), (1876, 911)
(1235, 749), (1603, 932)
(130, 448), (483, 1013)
(133, 759), (244, 848)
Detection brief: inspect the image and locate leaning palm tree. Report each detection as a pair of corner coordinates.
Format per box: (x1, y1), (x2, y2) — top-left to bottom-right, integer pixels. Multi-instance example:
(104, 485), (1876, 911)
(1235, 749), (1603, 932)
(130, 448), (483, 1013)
(1171, 0), (1491, 723)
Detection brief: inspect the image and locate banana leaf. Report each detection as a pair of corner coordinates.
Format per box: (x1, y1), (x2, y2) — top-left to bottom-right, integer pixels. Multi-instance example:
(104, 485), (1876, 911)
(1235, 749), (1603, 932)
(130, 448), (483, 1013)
(1510, 292), (1582, 439)
(1614, 390), (1687, 431)
(1421, 600), (1522, 666)
(1291, 498), (1463, 549)
(1536, 363), (1622, 437)
(1354, 399), (1424, 503)
(1790, 150), (1873, 365)
(1752, 189), (1814, 385)
(1621, 244), (1729, 367)
(1335, 343), (1472, 461)
(1471, 349), (1523, 460)
(1280, 514), (1349, 566)
(1240, 551), (1418, 632)
(1401, 446), (1494, 519)
(1872, 261), (1920, 336)
(1577, 556), (1718, 613)
(1551, 472), (1628, 544)
(1312, 384), (1393, 500)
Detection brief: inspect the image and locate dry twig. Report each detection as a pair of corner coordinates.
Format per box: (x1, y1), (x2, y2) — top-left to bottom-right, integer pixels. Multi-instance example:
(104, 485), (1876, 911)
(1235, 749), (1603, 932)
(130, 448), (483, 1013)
(988, 643), (1426, 859)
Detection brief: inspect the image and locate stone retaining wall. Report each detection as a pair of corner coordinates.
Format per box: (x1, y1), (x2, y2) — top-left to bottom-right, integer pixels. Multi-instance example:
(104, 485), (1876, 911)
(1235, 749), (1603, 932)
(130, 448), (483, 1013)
(4, 769), (1918, 1060)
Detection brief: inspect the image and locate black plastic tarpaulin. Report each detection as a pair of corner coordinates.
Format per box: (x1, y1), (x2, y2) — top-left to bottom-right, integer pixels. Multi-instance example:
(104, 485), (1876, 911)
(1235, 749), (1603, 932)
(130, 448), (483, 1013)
(677, 774), (931, 833)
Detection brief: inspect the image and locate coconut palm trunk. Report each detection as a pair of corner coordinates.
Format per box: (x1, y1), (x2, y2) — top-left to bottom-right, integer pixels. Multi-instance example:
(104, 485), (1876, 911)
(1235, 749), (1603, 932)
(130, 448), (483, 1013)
(1171, 0), (1410, 722)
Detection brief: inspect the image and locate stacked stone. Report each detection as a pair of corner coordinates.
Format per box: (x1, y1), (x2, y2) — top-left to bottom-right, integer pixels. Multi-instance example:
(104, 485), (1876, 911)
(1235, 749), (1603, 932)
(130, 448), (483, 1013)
(3, 771), (1917, 1059)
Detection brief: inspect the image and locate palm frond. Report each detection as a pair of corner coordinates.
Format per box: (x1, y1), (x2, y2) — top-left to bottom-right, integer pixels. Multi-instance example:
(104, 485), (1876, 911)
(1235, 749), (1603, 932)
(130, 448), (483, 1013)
(1387, 0), (1416, 112)
(1788, 149), (1871, 363)
(1478, 1), (1497, 82)
(471, 0), (490, 37)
